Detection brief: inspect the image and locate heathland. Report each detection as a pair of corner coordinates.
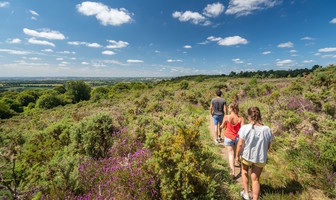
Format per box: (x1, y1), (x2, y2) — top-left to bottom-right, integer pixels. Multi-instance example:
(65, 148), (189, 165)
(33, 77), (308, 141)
(0, 65), (335, 199)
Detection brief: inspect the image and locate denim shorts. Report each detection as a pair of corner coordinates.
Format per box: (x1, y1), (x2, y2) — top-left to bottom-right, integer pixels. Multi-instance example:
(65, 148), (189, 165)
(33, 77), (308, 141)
(213, 115), (224, 125)
(224, 136), (239, 146)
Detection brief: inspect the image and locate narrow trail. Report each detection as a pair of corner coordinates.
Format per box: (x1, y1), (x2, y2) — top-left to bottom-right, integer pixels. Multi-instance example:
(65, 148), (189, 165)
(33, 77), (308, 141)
(209, 115), (257, 199)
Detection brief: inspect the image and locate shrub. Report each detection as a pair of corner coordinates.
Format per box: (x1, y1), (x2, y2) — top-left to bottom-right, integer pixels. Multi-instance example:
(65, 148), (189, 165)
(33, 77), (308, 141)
(71, 113), (119, 159)
(0, 101), (13, 119)
(16, 93), (35, 106)
(36, 93), (63, 109)
(282, 110), (301, 131)
(179, 81), (189, 90)
(65, 81), (91, 103)
(90, 86), (109, 101)
(322, 102), (336, 118)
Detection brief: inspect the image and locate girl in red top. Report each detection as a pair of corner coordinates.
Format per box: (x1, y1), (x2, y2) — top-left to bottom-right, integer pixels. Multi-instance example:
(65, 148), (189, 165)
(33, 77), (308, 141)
(221, 102), (244, 177)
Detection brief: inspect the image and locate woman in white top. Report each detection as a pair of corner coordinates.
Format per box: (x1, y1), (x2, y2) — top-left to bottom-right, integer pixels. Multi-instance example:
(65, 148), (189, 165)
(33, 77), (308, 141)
(236, 107), (273, 200)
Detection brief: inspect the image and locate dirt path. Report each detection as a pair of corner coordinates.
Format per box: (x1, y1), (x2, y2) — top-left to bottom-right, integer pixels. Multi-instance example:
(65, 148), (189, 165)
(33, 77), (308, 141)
(208, 115), (243, 185)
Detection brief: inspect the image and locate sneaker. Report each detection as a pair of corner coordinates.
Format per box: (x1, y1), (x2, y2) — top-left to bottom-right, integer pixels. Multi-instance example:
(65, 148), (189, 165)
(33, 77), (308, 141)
(215, 139), (219, 144)
(240, 190), (250, 200)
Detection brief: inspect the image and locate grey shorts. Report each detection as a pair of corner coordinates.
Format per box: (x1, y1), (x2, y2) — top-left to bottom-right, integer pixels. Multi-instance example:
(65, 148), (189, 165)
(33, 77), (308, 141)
(224, 136), (239, 146)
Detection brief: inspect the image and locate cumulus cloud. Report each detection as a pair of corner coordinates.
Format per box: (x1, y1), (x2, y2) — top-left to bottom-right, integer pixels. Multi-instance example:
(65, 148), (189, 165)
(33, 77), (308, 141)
(81, 62), (89, 65)
(173, 11), (209, 25)
(167, 59), (182, 63)
(87, 43), (101, 48)
(42, 49), (53, 52)
(56, 58), (64, 61)
(102, 50), (115, 55)
(318, 47), (336, 53)
(127, 59), (144, 63)
(184, 45), (192, 49)
(0, 48), (31, 55)
(278, 42), (293, 48)
(207, 36), (222, 42)
(30, 10), (39, 16)
(303, 60), (313, 63)
(68, 41), (102, 48)
(0, 2), (9, 8)
(276, 59), (294, 66)
(290, 50), (297, 53)
(218, 36), (248, 46)
(262, 51), (271, 55)
(23, 28), (65, 40)
(203, 2), (225, 18)
(225, 0), (278, 16)
(76, 1), (132, 26)
(29, 57), (40, 61)
(301, 36), (314, 40)
(6, 38), (21, 44)
(106, 40), (129, 49)
(28, 38), (55, 47)
(232, 58), (244, 64)
(330, 18), (336, 24)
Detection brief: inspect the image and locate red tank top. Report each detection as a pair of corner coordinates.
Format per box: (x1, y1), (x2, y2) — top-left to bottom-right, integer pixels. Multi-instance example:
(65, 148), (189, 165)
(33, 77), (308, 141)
(224, 118), (241, 140)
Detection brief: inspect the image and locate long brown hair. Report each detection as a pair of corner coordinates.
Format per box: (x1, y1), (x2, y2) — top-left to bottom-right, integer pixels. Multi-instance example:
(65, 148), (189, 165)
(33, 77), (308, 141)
(248, 107), (262, 126)
(229, 102), (239, 114)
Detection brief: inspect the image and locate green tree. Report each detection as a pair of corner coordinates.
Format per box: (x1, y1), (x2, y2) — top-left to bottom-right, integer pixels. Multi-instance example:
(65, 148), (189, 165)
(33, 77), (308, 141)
(16, 93), (35, 106)
(65, 81), (91, 103)
(0, 101), (13, 119)
(36, 93), (62, 109)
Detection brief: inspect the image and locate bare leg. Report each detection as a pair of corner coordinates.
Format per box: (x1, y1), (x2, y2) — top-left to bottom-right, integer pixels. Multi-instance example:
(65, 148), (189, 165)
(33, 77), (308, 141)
(241, 163), (249, 195)
(251, 165), (263, 200)
(227, 146), (235, 175)
(214, 124), (218, 140)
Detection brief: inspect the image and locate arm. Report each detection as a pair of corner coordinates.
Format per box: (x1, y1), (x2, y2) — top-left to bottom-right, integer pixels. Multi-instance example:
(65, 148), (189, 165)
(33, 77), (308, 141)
(210, 104), (213, 116)
(220, 115), (228, 129)
(235, 138), (245, 162)
(224, 104), (227, 115)
(240, 117), (245, 126)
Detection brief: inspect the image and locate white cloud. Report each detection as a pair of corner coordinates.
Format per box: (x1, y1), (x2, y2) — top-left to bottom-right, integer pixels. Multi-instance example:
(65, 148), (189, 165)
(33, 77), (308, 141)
(23, 28), (65, 40)
(30, 10), (39, 16)
(29, 57), (40, 61)
(303, 60), (313, 63)
(127, 59), (144, 63)
(318, 47), (336, 53)
(106, 40), (129, 49)
(58, 51), (71, 54)
(262, 51), (271, 55)
(6, 38), (21, 44)
(314, 53), (320, 56)
(232, 58), (244, 64)
(28, 38), (55, 47)
(87, 42), (101, 48)
(0, 49), (31, 55)
(278, 42), (294, 48)
(42, 49), (53, 52)
(172, 11), (209, 25)
(155, 50), (160, 53)
(276, 59), (294, 66)
(31, 16), (37, 21)
(81, 62), (89, 65)
(207, 36), (222, 42)
(56, 58), (64, 61)
(301, 36), (314, 40)
(184, 45), (192, 49)
(102, 50), (115, 55)
(225, 0), (278, 16)
(290, 50), (297, 53)
(330, 18), (336, 24)
(76, 1), (132, 26)
(167, 59), (182, 62)
(68, 41), (102, 48)
(218, 36), (248, 46)
(0, 2), (9, 8)
(203, 2), (225, 18)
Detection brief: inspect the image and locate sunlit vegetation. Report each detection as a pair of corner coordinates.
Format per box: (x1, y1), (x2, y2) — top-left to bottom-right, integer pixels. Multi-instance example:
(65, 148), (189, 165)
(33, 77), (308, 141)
(0, 65), (335, 199)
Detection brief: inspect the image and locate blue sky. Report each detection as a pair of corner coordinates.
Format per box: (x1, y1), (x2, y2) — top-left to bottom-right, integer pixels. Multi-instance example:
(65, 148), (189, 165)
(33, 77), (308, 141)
(0, 0), (335, 77)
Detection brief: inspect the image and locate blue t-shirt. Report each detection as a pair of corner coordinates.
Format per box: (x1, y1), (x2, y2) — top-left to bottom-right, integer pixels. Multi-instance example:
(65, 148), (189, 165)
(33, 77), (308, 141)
(238, 124), (273, 163)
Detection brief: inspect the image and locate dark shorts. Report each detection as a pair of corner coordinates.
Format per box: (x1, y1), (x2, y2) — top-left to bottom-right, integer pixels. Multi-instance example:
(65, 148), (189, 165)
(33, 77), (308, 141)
(213, 115), (224, 125)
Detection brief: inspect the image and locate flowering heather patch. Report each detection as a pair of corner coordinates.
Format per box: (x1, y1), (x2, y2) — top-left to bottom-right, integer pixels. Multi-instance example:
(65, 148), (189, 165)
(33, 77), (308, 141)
(287, 96), (313, 112)
(76, 148), (159, 200)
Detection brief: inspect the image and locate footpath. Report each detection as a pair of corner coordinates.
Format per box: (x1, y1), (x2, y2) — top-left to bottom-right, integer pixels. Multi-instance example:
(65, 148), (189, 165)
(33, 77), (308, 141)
(208, 115), (249, 198)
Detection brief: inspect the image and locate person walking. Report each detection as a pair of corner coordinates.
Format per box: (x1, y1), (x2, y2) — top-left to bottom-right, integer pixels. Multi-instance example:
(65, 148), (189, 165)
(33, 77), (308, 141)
(236, 107), (273, 200)
(220, 102), (244, 177)
(210, 89), (227, 143)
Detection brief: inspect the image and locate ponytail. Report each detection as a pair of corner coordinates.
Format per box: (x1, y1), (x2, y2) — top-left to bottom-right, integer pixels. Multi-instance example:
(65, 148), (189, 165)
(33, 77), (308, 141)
(248, 107), (262, 128)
